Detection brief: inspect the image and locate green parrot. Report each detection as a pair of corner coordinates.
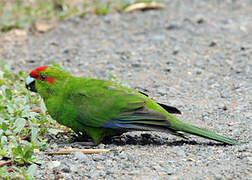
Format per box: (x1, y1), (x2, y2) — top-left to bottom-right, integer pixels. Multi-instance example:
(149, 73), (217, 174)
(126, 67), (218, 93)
(25, 66), (239, 145)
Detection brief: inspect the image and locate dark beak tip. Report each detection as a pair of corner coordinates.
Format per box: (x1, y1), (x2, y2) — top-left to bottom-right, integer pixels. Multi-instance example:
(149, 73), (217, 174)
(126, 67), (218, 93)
(25, 76), (37, 92)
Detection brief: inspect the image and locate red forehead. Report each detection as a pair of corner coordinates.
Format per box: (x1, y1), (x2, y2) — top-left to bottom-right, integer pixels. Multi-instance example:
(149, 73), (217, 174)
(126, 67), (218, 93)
(30, 66), (48, 77)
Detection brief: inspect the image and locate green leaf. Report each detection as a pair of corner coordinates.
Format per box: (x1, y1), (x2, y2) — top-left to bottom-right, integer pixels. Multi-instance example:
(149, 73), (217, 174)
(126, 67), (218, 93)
(14, 118), (26, 134)
(26, 164), (37, 176)
(1, 122), (8, 131)
(48, 128), (61, 135)
(3, 61), (12, 72)
(24, 148), (33, 160)
(106, 72), (117, 81)
(5, 88), (12, 100)
(40, 97), (47, 113)
(31, 124), (38, 143)
(17, 145), (23, 155)
(1, 135), (7, 145)
(0, 149), (8, 157)
(0, 78), (4, 85)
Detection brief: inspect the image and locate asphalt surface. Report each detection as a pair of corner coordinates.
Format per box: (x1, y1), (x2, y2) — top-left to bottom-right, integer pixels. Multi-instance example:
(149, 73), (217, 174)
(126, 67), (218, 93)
(1, 0), (251, 179)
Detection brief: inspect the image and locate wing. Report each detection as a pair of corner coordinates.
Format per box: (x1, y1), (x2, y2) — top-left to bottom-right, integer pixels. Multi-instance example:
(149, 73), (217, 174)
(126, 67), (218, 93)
(69, 78), (175, 132)
(157, 103), (181, 114)
(138, 91), (181, 114)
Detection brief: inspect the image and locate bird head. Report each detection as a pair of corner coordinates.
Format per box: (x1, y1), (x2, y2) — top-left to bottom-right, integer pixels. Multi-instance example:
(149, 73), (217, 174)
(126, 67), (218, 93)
(26, 66), (70, 97)
(26, 66), (54, 92)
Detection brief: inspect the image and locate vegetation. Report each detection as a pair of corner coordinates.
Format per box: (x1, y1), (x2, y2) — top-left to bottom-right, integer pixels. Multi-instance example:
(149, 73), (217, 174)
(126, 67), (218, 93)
(0, 0), (159, 33)
(0, 61), (65, 179)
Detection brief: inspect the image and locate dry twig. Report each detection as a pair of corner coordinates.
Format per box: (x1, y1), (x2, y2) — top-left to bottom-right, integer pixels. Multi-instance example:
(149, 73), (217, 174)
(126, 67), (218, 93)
(20, 132), (31, 140)
(0, 160), (13, 168)
(124, 2), (165, 13)
(45, 148), (111, 155)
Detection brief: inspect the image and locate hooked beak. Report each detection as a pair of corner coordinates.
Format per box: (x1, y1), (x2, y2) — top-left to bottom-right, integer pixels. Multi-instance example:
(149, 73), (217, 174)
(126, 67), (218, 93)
(25, 76), (37, 92)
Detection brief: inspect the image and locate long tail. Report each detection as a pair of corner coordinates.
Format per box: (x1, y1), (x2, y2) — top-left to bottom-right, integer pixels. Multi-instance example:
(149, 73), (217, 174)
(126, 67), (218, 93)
(111, 118), (240, 145)
(170, 119), (239, 145)
(107, 108), (240, 145)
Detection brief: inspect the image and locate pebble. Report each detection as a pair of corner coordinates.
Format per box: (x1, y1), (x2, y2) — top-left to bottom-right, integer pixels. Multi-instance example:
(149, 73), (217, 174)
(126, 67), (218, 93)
(176, 149), (186, 158)
(92, 154), (105, 161)
(2, 1), (251, 179)
(164, 167), (175, 175)
(58, 164), (71, 173)
(64, 173), (74, 180)
(73, 152), (89, 162)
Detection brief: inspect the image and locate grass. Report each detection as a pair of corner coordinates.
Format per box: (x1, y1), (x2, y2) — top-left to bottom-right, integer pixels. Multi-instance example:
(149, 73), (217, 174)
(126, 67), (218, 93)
(0, 61), (67, 179)
(0, 0), (161, 33)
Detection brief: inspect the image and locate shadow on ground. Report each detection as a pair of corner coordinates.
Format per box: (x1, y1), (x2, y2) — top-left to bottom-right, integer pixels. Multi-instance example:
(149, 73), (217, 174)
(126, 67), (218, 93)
(49, 132), (229, 147)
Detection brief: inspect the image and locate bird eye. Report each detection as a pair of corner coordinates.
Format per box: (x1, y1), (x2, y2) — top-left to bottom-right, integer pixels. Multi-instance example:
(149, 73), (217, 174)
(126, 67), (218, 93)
(40, 75), (47, 80)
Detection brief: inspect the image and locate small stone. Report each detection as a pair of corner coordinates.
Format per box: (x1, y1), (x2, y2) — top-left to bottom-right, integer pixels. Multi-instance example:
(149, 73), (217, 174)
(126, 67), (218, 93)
(173, 46), (180, 55)
(106, 170), (114, 175)
(222, 105), (228, 111)
(93, 154), (104, 161)
(214, 174), (223, 180)
(157, 88), (167, 96)
(196, 71), (202, 75)
(48, 173), (55, 179)
(240, 46), (245, 51)
(59, 164), (71, 173)
(164, 167), (174, 175)
(197, 18), (204, 24)
(172, 50), (179, 55)
(166, 24), (180, 30)
(50, 41), (58, 46)
(132, 63), (141, 68)
(119, 152), (127, 159)
(195, 60), (204, 68)
(247, 156), (252, 162)
(28, 60), (35, 63)
(70, 165), (79, 173)
(152, 165), (160, 170)
(33, 149), (40, 154)
(48, 161), (61, 170)
(64, 173), (73, 180)
(73, 152), (89, 162)
(176, 149), (186, 157)
(63, 49), (69, 54)
(35, 22), (52, 32)
(164, 68), (171, 72)
(168, 176), (178, 180)
(209, 41), (217, 47)
(106, 64), (116, 70)
(97, 144), (105, 149)
(151, 34), (165, 41)
(142, 176), (159, 180)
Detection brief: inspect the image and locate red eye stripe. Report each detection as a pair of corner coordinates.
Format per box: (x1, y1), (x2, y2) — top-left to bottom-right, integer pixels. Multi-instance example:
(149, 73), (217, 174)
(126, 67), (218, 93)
(30, 66), (48, 78)
(29, 66), (55, 84)
(46, 77), (55, 84)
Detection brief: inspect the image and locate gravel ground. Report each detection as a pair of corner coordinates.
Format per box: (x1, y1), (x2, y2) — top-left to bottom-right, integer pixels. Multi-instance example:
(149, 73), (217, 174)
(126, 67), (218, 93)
(1, 0), (252, 179)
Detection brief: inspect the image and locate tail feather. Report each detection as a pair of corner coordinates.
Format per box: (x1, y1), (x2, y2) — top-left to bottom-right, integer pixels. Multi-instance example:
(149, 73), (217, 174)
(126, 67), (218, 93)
(106, 111), (240, 145)
(170, 119), (239, 145)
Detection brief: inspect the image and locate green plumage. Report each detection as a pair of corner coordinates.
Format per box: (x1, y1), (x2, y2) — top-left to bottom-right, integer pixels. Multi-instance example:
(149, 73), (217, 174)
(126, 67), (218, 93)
(28, 66), (239, 145)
